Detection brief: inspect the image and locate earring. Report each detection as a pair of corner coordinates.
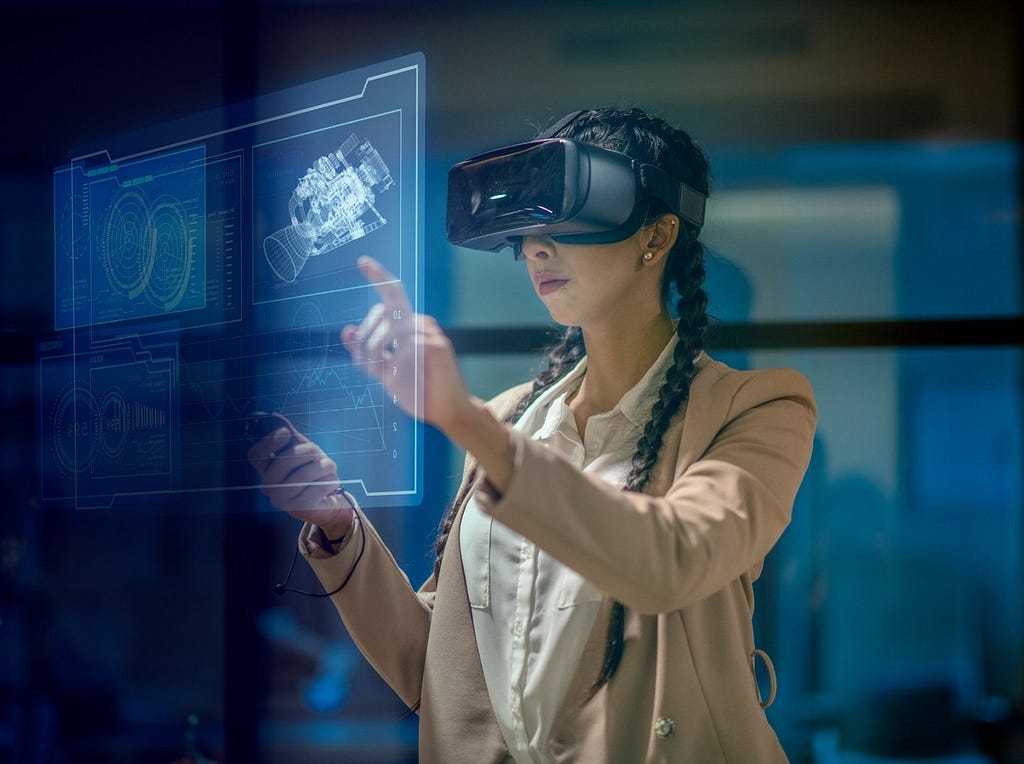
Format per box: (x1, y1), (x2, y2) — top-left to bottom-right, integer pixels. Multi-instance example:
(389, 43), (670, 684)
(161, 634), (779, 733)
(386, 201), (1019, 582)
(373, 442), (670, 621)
(642, 251), (653, 261)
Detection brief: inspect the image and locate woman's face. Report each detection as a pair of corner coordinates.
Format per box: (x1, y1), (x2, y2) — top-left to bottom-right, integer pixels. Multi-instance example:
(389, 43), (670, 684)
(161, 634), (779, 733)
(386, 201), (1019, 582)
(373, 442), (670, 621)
(518, 230), (666, 330)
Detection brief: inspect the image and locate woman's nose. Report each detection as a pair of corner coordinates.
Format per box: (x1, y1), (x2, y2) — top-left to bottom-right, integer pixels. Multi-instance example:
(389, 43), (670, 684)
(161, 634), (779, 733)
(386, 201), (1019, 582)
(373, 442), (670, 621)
(517, 236), (552, 262)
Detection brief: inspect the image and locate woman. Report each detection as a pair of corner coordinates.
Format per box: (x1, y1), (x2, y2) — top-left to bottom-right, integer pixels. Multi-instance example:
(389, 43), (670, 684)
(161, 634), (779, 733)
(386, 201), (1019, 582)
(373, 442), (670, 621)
(249, 107), (817, 762)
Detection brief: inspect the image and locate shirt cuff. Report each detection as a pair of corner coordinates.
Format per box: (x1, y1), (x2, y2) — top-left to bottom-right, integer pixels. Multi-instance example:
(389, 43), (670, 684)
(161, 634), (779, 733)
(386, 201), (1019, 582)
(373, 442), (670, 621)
(300, 513), (360, 560)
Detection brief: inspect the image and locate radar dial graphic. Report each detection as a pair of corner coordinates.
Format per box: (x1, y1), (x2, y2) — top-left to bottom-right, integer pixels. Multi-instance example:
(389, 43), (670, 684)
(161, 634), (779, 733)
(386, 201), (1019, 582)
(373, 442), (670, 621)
(147, 195), (193, 311)
(101, 187), (155, 300)
(99, 389), (130, 460)
(50, 383), (101, 475)
(101, 187), (195, 311)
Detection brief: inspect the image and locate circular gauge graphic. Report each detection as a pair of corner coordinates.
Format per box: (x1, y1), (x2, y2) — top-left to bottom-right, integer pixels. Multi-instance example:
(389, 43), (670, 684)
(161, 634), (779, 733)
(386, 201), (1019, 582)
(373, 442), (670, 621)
(146, 195), (193, 311)
(50, 383), (101, 475)
(99, 389), (130, 460)
(286, 301), (329, 378)
(101, 186), (155, 299)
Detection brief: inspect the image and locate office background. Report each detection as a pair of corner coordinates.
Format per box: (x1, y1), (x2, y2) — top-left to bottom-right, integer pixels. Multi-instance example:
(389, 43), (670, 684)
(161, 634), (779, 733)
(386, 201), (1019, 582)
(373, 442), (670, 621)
(0, 1), (1020, 762)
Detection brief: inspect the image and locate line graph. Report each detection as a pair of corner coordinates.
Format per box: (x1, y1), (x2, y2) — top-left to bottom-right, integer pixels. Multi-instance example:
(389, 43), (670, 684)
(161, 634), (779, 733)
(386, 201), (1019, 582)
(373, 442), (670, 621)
(176, 293), (415, 502)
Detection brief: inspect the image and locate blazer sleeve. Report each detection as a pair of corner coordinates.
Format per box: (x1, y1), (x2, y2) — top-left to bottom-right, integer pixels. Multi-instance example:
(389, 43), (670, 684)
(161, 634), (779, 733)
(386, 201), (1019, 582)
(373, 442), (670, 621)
(302, 511), (433, 709)
(476, 366), (817, 614)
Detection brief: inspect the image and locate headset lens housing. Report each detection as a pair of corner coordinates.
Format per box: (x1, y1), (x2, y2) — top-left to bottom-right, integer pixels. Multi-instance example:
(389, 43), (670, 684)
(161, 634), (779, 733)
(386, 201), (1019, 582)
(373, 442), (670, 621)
(447, 141), (579, 251)
(446, 138), (705, 254)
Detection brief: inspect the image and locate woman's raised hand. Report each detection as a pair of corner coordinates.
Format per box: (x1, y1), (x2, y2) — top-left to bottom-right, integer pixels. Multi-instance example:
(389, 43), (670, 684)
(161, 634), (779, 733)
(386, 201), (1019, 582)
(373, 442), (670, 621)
(246, 256), (477, 532)
(341, 256), (472, 436)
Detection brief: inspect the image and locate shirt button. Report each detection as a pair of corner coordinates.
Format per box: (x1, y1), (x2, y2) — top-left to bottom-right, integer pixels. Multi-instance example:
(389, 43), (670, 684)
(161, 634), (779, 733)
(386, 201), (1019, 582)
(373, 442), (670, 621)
(654, 717), (675, 739)
(513, 621), (524, 636)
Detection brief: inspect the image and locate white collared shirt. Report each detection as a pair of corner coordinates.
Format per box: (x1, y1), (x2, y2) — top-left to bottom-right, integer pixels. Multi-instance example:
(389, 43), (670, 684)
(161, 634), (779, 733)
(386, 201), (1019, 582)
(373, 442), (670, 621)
(460, 334), (678, 763)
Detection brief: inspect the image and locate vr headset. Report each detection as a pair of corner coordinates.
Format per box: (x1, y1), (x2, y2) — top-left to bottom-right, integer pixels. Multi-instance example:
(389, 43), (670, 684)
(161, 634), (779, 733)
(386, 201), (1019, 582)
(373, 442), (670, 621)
(446, 137), (706, 255)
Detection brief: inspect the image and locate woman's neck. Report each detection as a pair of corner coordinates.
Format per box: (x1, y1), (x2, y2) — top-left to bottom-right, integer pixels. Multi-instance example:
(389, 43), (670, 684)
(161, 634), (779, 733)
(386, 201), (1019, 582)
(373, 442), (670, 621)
(569, 310), (676, 421)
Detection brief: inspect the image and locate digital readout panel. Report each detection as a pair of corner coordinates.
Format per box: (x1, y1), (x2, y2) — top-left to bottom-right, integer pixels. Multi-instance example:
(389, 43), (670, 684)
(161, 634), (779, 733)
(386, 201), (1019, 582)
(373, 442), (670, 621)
(42, 53), (425, 509)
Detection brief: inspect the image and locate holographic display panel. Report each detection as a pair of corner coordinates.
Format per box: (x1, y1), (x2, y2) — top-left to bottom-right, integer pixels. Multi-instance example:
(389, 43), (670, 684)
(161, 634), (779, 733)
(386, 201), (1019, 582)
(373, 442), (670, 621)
(43, 53), (424, 509)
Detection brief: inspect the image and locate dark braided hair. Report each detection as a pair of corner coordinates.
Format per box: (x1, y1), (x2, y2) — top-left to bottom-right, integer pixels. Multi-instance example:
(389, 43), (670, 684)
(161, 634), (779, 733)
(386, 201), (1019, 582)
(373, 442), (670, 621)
(433, 107), (711, 695)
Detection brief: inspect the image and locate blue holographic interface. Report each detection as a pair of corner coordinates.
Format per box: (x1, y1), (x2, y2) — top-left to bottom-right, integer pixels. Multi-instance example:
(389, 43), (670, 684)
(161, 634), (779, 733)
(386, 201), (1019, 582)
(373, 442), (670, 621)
(41, 53), (425, 510)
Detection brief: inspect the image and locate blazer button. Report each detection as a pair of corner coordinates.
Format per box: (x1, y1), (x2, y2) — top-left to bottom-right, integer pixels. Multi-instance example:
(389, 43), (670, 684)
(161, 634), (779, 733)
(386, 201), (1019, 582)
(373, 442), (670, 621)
(654, 717), (675, 740)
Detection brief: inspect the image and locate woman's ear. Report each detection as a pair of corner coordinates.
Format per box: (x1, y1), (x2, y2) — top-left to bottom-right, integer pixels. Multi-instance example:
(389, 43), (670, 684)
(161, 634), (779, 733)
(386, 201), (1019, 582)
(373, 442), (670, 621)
(643, 214), (680, 259)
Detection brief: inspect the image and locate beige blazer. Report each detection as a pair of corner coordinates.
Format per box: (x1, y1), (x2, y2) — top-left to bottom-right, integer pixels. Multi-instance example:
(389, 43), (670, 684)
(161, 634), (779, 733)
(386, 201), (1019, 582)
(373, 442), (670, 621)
(305, 355), (816, 763)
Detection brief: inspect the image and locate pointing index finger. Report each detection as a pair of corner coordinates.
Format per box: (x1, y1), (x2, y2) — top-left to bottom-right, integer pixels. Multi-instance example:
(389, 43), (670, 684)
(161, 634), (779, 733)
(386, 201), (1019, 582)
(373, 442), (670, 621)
(358, 256), (411, 314)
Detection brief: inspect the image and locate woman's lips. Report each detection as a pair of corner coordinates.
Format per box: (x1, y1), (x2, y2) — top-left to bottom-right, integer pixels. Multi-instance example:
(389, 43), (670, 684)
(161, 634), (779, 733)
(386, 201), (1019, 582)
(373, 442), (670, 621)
(537, 277), (569, 296)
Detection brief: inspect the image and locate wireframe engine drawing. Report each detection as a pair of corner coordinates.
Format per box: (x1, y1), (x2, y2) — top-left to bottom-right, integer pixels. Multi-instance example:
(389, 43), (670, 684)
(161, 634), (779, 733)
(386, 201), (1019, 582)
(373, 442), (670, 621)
(264, 134), (394, 283)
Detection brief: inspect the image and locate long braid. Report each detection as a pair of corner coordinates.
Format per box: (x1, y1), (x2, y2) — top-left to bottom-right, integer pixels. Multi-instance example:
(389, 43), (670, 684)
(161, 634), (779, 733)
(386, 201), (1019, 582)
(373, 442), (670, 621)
(625, 240), (708, 494)
(591, 234), (708, 695)
(507, 326), (585, 424)
(550, 107), (712, 696)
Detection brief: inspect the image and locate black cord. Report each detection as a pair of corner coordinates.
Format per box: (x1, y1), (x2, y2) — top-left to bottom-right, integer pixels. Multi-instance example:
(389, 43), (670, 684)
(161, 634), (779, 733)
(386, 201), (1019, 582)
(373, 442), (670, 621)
(274, 492), (366, 598)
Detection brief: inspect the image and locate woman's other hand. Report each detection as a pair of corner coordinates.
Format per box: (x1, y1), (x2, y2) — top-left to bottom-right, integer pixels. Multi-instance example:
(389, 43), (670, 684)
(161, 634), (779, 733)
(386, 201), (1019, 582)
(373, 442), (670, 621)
(247, 419), (354, 538)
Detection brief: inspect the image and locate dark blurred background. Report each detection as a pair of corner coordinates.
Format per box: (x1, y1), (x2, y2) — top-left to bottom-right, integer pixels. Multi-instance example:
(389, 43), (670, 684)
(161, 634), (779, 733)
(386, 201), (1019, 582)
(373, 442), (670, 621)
(0, 1), (1021, 762)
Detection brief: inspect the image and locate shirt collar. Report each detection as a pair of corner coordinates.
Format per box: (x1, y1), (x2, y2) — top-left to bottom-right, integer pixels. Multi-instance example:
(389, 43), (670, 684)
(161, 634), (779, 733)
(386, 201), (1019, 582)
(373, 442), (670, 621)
(517, 332), (679, 436)
(527, 358), (587, 440)
(615, 332), (679, 428)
